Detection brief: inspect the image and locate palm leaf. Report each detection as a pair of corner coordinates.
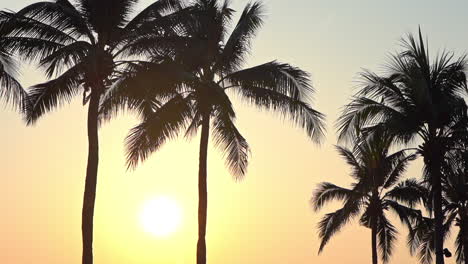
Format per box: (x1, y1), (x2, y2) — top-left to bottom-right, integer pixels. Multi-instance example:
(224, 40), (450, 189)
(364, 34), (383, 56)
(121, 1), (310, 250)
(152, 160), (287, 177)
(125, 94), (192, 169)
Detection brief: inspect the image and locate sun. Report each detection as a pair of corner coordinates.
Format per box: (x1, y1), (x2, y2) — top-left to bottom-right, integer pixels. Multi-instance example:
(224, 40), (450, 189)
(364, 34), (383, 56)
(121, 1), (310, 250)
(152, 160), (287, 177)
(139, 196), (182, 237)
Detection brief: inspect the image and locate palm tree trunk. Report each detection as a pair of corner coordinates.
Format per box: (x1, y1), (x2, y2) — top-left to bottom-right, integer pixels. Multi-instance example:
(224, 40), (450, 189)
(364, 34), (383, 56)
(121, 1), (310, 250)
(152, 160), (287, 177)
(371, 218), (378, 264)
(431, 153), (444, 264)
(82, 91), (101, 264)
(461, 212), (468, 264)
(197, 112), (210, 264)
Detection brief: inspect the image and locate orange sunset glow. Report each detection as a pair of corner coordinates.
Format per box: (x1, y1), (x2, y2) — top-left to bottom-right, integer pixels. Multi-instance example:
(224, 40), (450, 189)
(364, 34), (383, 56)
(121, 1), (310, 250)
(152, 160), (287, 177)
(1, 1), (468, 264)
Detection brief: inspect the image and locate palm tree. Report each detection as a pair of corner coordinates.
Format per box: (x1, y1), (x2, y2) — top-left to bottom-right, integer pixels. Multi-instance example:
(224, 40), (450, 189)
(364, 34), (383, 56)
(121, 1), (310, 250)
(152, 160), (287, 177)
(0, 46), (26, 112)
(311, 133), (423, 264)
(0, 1), (183, 263)
(337, 29), (468, 264)
(441, 156), (468, 264)
(410, 148), (468, 264)
(102, 1), (325, 263)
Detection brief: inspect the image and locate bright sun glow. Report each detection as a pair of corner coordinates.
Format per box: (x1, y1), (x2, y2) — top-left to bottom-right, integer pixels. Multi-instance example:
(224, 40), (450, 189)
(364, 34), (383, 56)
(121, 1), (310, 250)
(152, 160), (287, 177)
(140, 196), (182, 237)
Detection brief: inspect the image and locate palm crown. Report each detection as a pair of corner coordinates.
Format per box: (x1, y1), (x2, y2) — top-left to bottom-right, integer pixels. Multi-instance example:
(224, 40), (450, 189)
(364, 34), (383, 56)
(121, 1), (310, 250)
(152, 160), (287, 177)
(104, 0), (325, 174)
(0, 0), (183, 122)
(312, 134), (423, 263)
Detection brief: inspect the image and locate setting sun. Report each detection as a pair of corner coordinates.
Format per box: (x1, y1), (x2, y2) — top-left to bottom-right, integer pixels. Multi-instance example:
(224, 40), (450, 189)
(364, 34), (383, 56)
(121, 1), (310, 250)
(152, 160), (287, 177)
(139, 197), (182, 237)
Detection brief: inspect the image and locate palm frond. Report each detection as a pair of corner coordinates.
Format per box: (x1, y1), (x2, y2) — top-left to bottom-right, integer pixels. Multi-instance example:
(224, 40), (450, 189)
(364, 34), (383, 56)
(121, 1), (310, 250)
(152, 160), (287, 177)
(39, 40), (91, 78)
(125, 94), (192, 169)
(0, 10), (78, 44)
(317, 198), (362, 253)
(0, 36), (65, 63)
(382, 151), (416, 189)
(235, 85), (325, 143)
(0, 56), (27, 112)
(311, 182), (356, 211)
(455, 220), (468, 264)
(377, 214), (397, 263)
(26, 62), (84, 124)
(4, 0), (93, 41)
(225, 61), (313, 101)
(385, 178), (429, 208)
(212, 105), (250, 180)
(215, 1), (264, 72)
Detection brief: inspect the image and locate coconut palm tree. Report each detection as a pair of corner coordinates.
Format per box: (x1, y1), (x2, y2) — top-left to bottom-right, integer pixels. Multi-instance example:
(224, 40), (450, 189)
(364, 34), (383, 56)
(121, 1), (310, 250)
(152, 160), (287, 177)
(312, 133), (423, 264)
(0, 46), (26, 111)
(410, 148), (468, 264)
(102, 1), (325, 263)
(0, 1), (183, 263)
(337, 29), (468, 264)
(441, 158), (468, 264)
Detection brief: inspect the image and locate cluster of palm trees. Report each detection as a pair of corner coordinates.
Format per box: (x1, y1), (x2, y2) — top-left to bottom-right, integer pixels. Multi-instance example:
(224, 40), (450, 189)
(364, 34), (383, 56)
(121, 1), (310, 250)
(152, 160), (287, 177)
(312, 31), (468, 264)
(0, 1), (466, 264)
(0, 1), (325, 264)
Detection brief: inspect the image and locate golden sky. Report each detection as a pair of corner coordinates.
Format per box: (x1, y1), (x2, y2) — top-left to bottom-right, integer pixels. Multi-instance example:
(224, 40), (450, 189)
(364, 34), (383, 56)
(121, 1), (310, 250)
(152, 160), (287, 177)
(1, 0), (468, 263)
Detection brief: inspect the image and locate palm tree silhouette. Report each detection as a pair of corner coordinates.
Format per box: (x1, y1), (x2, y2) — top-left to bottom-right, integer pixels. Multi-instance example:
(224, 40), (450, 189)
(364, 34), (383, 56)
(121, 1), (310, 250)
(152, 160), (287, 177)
(0, 1), (183, 263)
(103, 1), (325, 263)
(337, 29), (468, 264)
(312, 133), (423, 264)
(0, 46), (26, 112)
(441, 156), (468, 264)
(410, 148), (468, 264)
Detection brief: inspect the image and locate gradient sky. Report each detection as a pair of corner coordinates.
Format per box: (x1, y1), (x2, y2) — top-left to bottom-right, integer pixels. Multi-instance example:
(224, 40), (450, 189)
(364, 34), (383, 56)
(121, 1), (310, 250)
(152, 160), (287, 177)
(2, 0), (468, 263)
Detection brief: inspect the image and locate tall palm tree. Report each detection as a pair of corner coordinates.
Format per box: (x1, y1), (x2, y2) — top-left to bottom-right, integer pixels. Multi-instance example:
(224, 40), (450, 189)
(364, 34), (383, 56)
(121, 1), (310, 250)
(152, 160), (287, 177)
(312, 133), (423, 264)
(337, 29), (468, 264)
(0, 1), (183, 263)
(0, 46), (26, 112)
(102, 1), (325, 263)
(441, 156), (468, 264)
(410, 149), (468, 264)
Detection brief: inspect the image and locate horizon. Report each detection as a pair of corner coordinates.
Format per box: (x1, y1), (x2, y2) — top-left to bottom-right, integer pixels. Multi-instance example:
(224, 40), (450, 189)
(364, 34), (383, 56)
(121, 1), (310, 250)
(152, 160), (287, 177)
(1, 0), (468, 263)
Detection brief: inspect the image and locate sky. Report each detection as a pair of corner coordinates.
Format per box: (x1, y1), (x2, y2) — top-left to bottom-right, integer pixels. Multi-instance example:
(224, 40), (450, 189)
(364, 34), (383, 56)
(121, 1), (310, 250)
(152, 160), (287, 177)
(1, 0), (468, 263)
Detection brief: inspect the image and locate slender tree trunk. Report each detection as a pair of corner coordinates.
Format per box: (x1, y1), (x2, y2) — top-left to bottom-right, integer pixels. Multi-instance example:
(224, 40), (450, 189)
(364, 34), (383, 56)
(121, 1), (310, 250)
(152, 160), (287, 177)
(461, 212), (468, 264)
(197, 112), (210, 264)
(431, 150), (445, 264)
(371, 214), (378, 264)
(82, 91), (101, 264)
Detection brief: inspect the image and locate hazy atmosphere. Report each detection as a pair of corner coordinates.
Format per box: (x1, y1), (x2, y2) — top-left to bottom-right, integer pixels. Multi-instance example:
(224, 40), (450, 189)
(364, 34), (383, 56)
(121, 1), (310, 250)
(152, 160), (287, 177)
(2, 0), (468, 263)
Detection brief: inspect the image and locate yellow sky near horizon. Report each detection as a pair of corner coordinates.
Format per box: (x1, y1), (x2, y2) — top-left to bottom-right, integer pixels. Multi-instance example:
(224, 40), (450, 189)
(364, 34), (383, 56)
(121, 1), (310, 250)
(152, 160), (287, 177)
(2, 0), (468, 264)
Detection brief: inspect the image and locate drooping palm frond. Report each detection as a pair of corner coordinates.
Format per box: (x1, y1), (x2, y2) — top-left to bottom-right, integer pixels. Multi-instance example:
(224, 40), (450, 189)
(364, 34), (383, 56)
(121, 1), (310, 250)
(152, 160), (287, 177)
(311, 182), (357, 211)
(235, 84), (325, 143)
(455, 220), (468, 264)
(26, 62), (84, 124)
(0, 10), (78, 44)
(225, 61), (313, 101)
(2, 0), (93, 41)
(377, 214), (397, 263)
(409, 216), (435, 264)
(212, 104), (250, 179)
(125, 94), (193, 169)
(317, 198), (363, 253)
(0, 36), (65, 63)
(385, 179), (429, 208)
(337, 96), (419, 144)
(0, 51), (26, 112)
